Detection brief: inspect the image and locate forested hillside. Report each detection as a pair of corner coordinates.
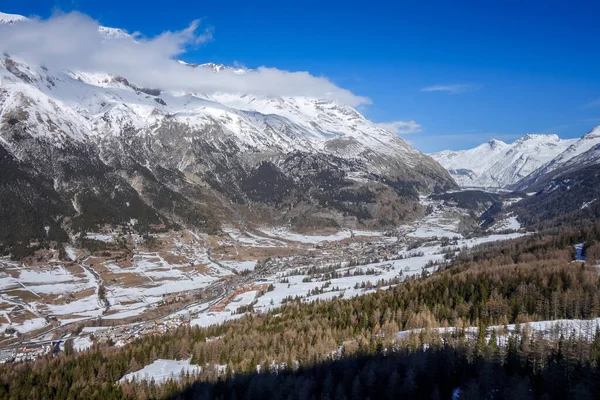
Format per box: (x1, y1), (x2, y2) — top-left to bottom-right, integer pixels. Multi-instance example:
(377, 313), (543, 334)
(2, 221), (600, 399)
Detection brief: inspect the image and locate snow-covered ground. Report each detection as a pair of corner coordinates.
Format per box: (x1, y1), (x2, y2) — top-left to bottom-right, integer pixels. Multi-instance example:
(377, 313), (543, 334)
(190, 313), (244, 328)
(85, 233), (116, 243)
(252, 232), (524, 313)
(257, 227), (385, 244)
(581, 199), (597, 209)
(119, 358), (200, 384)
(185, 228), (525, 328)
(0, 196), (526, 344)
(399, 196), (465, 239)
(489, 214), (521, 232)
(73, 336), (93, 352)
(0, 317), (47, 334)
(398, 318), (600, 343)
(0, 231), (236, 333)
(219, 260), (256, 272)
(221, 227), (286, 248)
(0, 264), (95, 295)
(222, 226), (388, 248)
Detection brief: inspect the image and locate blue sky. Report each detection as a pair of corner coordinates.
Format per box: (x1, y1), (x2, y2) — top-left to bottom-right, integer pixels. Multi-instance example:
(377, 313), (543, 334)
(5, 0), (600, 152)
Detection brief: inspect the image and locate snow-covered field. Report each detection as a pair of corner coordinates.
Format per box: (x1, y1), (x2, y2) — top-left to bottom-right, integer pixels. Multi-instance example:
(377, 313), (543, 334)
(489, 214), (521, 232)
(182, 227), (525, 329)
(73, 336), (93, 352)
(0, 231), (235, 334)
(0, 317), (47, 334)
(398, 318), (600, 343)
(119, 358), (200, 384)
(1, 195), (527, 345)
(190, 313), (244, 328)
(0, 263), (95, 295)
(219, 260), (256, 272)
(257, 227), (385, 244)
(222, 226), (388, 248)
(397, 196), (466, 239)
(85, 233), (116, 243)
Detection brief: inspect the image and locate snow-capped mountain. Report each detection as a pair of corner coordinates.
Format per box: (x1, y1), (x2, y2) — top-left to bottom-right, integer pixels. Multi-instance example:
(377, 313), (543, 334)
(0, 11), (26, 24)
(507, 129), (600, 226)
(430, 134), (576, 189)
(0, 12), (455, 248)
(514, 127), (600, 190)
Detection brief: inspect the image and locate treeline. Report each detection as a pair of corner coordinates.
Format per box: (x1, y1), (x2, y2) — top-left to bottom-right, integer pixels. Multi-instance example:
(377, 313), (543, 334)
(3, 223), (600, 398)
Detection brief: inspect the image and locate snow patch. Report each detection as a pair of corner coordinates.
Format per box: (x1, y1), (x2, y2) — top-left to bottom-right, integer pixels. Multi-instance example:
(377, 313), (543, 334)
(119, 358), (200, 384)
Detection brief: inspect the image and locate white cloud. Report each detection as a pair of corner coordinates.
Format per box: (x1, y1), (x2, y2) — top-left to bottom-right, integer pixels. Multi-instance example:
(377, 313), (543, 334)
(421, 83), (481, 94)
(585, 98), (600, 108)
(376, 120), (422, 135)
(0, 12), (370, 106)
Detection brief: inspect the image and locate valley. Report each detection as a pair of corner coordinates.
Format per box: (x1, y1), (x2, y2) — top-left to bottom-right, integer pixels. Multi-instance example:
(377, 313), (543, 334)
(0, 193), (524, 361)
(1, 6), (599, 399)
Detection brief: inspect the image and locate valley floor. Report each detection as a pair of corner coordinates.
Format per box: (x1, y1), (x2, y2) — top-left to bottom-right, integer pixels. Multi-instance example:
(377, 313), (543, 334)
(0, 193), (525, 363)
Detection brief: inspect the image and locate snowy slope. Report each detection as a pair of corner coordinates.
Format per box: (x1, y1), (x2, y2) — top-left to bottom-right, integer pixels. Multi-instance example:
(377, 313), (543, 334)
(0, 56), (434, 172)
(0, 12), (26, 24)
(0, 11), (130, 37)
(430, 134), (575, 188)
(0, 13), (425, 167)
(119, 359), (200, 383)
(515, 126), (600, 189)
(0, 12), (456, 239)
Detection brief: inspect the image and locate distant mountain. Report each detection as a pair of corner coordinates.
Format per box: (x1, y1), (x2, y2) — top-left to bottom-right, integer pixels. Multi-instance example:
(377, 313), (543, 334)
(0, 12), (455, 251)
(501, 127), (600, 226)
(513, 126), (600, 190)
(429, 127), (600, 228)
(0, 11), (26, 24)
(430, 134), (576, 189)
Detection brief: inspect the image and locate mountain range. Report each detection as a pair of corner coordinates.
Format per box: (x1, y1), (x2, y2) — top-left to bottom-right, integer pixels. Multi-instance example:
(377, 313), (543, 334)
(2, 9), (599, 253)
(430, 128), (600, 190)
(0, 12), (455, 250)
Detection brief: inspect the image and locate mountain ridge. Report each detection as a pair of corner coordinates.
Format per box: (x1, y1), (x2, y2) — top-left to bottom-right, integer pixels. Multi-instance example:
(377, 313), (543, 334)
(513, 126), (600, 190)
(0, 12), (456, 252)
(430, 133), (576, 189)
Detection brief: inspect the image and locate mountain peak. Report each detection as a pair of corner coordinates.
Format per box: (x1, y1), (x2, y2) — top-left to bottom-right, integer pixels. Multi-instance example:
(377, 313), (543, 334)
(517, 133), (560, 143)
(0, 11), (130, 40)
(98, 26), (130, 39)
(583, 126), (600, 140)
(487, 139), (507, 150)
(0, 11), (27, 24)
(176, 61), (248, 74)
(199, 62), (248, 74)
(431, 132), (575, 188)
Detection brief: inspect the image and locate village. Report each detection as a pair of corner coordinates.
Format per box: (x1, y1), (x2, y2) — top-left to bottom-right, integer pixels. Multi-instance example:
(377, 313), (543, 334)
(0, 196), (524, 365)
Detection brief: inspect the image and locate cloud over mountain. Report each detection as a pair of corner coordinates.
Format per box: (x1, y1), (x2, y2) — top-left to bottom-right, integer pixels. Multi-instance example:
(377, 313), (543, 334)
(0, 12), (370, 106)
(375, 120), (422, 135)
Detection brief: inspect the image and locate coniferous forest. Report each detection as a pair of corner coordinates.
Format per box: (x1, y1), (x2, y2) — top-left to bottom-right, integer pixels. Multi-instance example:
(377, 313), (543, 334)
(2, 220), (600, 399)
